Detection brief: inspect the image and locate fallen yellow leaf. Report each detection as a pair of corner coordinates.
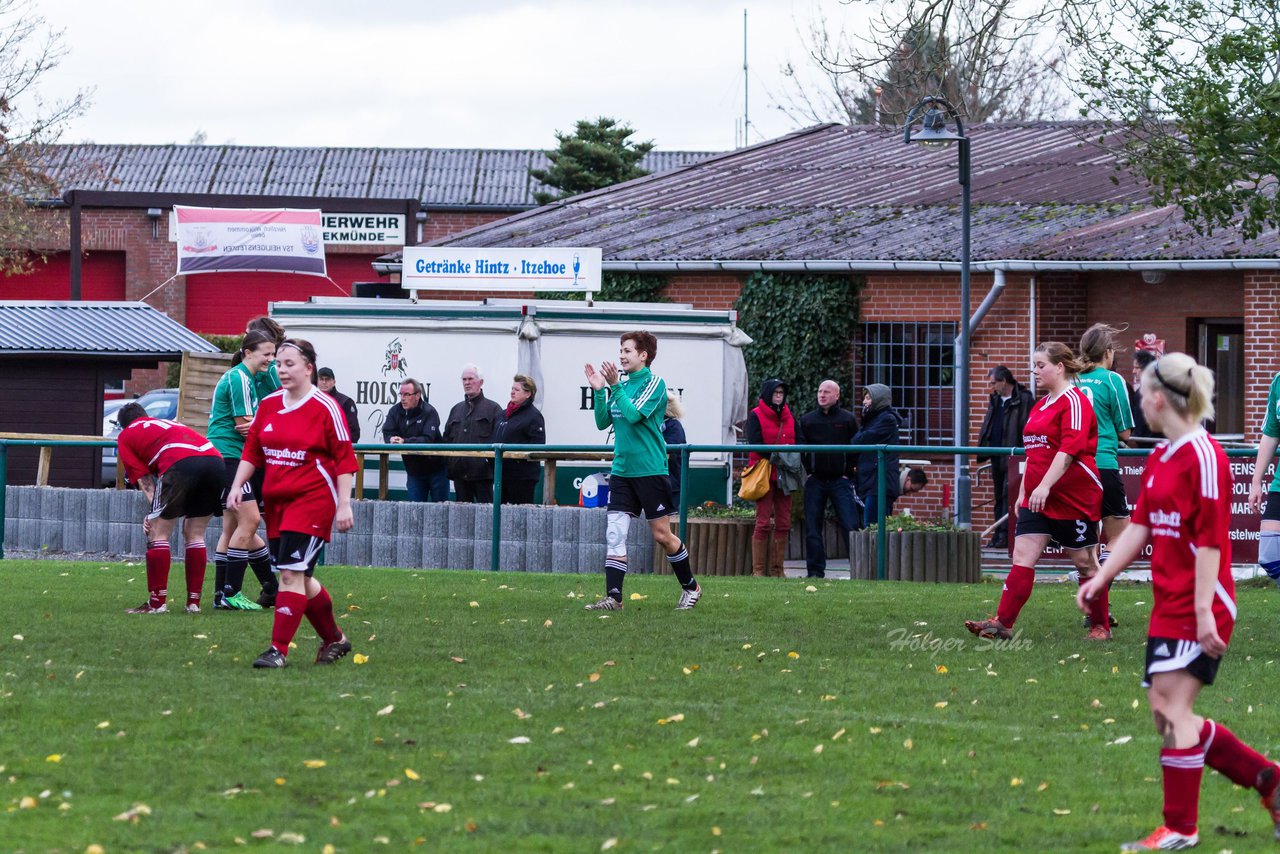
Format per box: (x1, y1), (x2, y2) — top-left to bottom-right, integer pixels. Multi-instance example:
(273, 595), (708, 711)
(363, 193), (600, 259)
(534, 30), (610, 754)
(589, 672), (601, 682)
(46, 754), (62, 763)
(469, 601), (479, 608)
(376, 704), (394, 716)
(934, 702), (948, 709)
(903, 738), (913, 750)
(405, 768), (420, 781)
(352, 654), (369, 665)
(544, 619), (553, 628)
(935, 665), (948, 674)
(787, 651), (800, 659)
(96, 721), (110, 729)
(304, 760), (327, 769)
(602, 838), (618, 850)
(831, 728), (846, 740)
(275, 777), (286, 785)
(19, 796), (36, 809)
(629, 592), (647, 600)
(1010, 777), (1023, 787)
(433, 803), (452, 813)
(450, 656), (466, 664)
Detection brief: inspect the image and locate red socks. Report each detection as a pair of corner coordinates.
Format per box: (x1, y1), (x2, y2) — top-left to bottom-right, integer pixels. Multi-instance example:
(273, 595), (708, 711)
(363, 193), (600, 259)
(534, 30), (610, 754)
(304, 586), (343, 645)
(271, 591), (308, 655)
(1202, 719), (1273, 790)
(1160, 745), (1204, 835)
(145, 541), (170, 608)
(1078, 575), (1110, 629)
(996, 565), (1034, 627)
(184, 541), (206, 607)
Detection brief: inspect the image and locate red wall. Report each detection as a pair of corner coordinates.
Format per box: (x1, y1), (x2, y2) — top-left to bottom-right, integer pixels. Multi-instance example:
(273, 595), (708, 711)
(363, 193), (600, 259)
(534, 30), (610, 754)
(0, 251), (126, 300)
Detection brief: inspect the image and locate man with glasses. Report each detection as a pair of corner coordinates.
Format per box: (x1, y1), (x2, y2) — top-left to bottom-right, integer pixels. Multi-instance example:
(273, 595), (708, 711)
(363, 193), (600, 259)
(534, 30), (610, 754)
(383, 378), (447, 502)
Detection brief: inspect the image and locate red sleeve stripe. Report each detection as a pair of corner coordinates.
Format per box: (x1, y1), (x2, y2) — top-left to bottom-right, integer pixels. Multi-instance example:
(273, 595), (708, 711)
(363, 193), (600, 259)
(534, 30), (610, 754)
(1189, 433), (1219, 499)
(312, 388), (351, 442)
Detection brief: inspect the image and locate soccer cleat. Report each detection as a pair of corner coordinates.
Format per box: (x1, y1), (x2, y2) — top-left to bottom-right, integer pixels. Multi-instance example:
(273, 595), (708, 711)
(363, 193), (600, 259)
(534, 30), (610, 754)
(585, 595), (623, 611)
(125, 602), (167, 614)
(964, 617), (1011, 641)
(315, 636), (353, 665)
(252, 647), (287, 668)
(255, 590), (277, 608)
(676, 583), (702, 610)
(1085, 624), (1113, 641)
(1120, 825), (1199, 850)
(223, 592), (264, 611)
(184, 603), (201, 614)
(1258, 764), (1280, 840)
(1082, 613), (1121, 629)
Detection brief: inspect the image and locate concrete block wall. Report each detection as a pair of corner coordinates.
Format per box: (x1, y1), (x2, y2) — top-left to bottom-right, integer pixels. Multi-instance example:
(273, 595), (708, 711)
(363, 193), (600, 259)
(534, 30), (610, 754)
(3, 487), (655, 574)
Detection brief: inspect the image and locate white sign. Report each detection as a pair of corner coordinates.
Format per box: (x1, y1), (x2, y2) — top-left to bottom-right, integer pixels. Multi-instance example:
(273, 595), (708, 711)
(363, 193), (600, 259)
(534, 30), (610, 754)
(169, 211), (406, 246)
(321, 213), (405, 245)
(401, 246), (602, 293)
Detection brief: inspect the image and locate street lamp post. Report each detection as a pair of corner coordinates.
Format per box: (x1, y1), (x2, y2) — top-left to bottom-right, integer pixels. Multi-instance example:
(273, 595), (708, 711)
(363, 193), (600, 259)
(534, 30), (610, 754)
(904, 96), (972, 529)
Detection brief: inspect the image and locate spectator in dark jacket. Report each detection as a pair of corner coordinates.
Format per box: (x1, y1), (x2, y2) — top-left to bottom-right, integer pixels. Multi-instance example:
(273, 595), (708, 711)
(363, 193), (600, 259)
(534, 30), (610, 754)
(1128, 350), (1161, 441)
(383, 378), (447, 502)
(493, 374), (546, 505)
(977, 365), (1034, 548)
(851, 383), (903, 528)
(317, 367), (360, 443)
(443, 363), (504, 503)
(661, 389), (687, 512)
(798, 379), (858, 578)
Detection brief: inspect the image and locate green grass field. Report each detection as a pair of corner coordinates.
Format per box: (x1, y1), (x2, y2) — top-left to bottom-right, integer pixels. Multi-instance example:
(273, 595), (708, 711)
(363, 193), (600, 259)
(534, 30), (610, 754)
(3, 561), (1280, 853)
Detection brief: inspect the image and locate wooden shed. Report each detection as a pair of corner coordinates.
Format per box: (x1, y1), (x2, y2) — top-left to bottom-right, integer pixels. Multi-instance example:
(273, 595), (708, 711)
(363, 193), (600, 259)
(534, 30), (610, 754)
(0, 301), (221, 487)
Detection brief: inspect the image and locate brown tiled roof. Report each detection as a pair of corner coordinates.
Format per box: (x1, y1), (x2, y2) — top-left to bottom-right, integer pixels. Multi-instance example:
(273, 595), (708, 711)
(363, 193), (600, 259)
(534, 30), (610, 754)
(417, 123), (1280, 264)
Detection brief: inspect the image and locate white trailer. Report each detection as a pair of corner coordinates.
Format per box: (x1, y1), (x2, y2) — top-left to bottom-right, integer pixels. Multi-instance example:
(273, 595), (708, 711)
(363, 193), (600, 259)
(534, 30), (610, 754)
(269, 297), (752, 503)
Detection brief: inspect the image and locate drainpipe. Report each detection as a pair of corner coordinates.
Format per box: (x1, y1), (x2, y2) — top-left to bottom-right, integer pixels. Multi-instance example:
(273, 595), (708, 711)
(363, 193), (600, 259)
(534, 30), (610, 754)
(1028, 275), (1037, 396)
(968, 268), (1006, 335)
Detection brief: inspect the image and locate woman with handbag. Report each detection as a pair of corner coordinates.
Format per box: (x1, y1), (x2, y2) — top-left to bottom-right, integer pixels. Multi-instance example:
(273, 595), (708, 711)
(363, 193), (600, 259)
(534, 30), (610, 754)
(744, 378), (796, 577)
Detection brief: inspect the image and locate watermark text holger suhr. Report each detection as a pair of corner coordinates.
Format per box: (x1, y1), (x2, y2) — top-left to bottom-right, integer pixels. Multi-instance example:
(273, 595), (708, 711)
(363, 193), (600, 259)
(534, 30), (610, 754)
(886, 626), (1033, 657)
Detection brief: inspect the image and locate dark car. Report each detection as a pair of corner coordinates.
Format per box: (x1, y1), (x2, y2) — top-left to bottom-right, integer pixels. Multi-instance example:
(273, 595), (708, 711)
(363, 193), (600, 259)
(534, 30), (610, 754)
(101, 389), (180, 486)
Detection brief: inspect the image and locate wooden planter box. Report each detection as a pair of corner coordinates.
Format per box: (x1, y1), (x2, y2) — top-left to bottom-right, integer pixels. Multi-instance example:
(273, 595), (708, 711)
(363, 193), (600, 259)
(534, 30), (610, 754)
(654, 517), (754, 576)
(848, 530), (982, 583)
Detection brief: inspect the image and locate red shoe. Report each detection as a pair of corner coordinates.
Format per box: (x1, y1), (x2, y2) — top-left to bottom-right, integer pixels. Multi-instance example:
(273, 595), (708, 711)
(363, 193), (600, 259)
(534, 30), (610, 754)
(1085, 624), (1112, 641)
(1120, 825), (1198, 850)
(964, 617), (1011, 640)
(1258, 764), (1280, 840)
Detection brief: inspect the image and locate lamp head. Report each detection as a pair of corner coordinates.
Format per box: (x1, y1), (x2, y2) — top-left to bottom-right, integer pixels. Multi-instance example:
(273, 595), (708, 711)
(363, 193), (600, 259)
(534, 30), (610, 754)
(911, 105), (964, 148)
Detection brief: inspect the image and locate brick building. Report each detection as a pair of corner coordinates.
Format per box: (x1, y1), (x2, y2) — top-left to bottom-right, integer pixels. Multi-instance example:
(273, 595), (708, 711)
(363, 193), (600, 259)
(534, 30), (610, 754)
(373, 122), (1280, 528)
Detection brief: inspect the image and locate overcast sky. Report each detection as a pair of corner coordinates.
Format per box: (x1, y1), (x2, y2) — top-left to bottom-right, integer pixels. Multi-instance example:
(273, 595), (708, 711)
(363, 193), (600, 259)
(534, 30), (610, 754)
(36, 0), (859, 153)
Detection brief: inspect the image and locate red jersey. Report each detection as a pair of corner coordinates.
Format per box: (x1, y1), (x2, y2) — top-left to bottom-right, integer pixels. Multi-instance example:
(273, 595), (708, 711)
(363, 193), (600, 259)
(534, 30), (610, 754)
(1132, 429), (1236, 642)
(242, 388), (358, 540)
(117, 418), (221, 483)
(1020, 386), (1102, 520)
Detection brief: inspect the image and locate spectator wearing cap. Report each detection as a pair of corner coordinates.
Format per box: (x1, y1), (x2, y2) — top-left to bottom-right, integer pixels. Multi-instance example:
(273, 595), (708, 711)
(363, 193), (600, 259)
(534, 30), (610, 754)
(317, 367), (360, 443)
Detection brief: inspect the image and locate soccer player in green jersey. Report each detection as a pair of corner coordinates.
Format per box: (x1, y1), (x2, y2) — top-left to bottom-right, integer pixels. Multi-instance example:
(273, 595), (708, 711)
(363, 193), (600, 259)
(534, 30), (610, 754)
(583, 331), (701, 611)
(1075, 323), (1136, 627)
(1249, 368), (1280, 583)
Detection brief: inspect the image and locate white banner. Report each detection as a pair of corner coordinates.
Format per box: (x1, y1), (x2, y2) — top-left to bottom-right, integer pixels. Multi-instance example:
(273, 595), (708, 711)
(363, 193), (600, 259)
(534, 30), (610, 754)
(174, 206), (327, 276)
(401, 246), (601, 293)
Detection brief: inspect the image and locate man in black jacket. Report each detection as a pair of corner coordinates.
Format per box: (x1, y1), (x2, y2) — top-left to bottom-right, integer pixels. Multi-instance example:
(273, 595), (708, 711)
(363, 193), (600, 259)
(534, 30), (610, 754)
(798, 380), (859, 578)
(977, 366), (1034, 548)
(443, 364), (504, 503)
(383, 378), (447, 502)
(317, 367), (360, 443)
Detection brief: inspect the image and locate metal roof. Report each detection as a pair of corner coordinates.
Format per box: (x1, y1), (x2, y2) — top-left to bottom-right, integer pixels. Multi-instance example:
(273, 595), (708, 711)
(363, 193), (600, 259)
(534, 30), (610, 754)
(0, 301), (223, 358)
(412, 122), (1280, 265)
(41, 144), (715, 209)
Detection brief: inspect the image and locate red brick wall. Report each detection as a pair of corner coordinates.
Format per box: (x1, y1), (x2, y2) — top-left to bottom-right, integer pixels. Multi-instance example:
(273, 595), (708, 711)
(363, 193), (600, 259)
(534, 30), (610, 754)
(420, 211), (511, 243)
(663, 272), (745, 310)
(1245, 270), (1280, 441)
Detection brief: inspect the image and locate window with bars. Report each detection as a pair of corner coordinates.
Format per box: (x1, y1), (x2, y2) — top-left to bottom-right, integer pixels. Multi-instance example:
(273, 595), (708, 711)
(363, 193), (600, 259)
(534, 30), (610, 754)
(857, 322), (956, 446)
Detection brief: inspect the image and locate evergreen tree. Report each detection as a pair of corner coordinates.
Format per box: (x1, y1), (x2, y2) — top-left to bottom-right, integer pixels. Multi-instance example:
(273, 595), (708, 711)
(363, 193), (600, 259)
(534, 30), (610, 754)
(529, 117), (654, 205)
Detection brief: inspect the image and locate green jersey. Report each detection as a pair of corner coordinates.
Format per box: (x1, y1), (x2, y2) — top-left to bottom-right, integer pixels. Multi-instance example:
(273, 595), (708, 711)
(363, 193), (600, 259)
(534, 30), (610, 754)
(254, 361), (280, 399)
(1074, 366), (1134, 471)
(1262, 373), (1280, 492)
(207, 362), (260, 458)
(593, 366), (668, 478)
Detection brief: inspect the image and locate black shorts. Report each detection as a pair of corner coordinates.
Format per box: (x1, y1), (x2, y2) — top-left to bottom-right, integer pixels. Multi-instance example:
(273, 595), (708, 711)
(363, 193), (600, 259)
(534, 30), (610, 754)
(1142, 637), (1221, 687)
(1099, 468), (1130, 519)
(149, 456), (224, 520)
(607, 474), (677, 519)
(1262, 494), (1280, 523)
(1015, 506), (1099, 550)
(270, 532), (326, 577)
(220, 457), (264, 512)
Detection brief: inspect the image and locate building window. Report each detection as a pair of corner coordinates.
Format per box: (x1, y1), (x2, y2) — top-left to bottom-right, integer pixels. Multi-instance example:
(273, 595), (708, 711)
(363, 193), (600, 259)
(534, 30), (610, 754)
(858, 322), (956, 445)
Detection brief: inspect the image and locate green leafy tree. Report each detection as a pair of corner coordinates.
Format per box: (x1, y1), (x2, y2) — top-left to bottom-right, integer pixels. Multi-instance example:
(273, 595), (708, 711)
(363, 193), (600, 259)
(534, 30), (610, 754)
(529, 117), (654, 205)
(541, 272), (668, 303)
(734, 272), (862, 411)
(1066, 0), (1280, 238)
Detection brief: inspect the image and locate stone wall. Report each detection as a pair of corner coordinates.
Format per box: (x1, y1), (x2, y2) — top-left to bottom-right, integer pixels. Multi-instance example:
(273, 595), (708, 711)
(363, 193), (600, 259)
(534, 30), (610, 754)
(2, 487), (657, 573)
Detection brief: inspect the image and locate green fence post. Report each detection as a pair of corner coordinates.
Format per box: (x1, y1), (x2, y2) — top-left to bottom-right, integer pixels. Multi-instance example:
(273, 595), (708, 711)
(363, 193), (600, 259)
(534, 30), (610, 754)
(0, 440), (6, 560)
(491, 447), (503, 572)
(876, 447), (887, 581)
(678, 445), (689, 543)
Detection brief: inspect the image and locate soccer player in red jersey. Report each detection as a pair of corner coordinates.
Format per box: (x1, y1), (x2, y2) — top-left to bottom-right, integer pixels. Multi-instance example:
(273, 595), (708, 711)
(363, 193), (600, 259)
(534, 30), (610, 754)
(115, 402), (224, 614)
(1079, 353), (1280, 851)
(227, 338), (358, 669)
(965, 342), (1108, 641)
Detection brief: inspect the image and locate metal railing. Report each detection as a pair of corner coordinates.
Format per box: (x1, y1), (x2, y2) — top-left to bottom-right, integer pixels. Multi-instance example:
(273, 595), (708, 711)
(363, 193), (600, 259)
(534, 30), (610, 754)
(0, 438), (1264, 578)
